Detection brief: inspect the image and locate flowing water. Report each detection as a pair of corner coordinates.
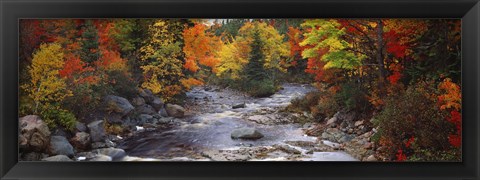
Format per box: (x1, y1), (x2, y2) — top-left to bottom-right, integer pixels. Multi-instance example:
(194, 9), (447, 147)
(118, 83), (358, 161)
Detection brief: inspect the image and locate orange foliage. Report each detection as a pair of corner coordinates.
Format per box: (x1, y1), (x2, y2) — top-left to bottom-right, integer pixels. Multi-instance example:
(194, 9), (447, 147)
(96, 48), (127, 71)
(180, 77), (204, 90)
(183, 23), (223, 73)
(437, 78), (461, 111)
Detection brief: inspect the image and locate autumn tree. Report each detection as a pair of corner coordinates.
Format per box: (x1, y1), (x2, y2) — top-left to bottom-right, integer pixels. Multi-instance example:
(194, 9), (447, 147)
(139, 20), (186, 101)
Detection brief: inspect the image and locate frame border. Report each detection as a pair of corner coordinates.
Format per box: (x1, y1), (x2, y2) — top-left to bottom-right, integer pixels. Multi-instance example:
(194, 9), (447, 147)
(1, 0), (479, 179)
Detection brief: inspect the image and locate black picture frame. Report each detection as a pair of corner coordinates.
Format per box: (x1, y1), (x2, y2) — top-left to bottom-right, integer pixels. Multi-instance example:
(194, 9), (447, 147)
(1, 0), (479, 179)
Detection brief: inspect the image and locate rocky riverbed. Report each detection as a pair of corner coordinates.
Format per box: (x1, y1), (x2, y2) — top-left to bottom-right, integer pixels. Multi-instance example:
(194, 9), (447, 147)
(117, 83), (360, 161)
(20, 83), (380, 162)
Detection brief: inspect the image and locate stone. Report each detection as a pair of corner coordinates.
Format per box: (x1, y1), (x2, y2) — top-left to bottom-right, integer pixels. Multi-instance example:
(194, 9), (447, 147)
(70, 132), (91, 151)
(326, 116), (338, 126)
(48, 136), (74, 157)
(19, 115), (51, 152)
(75, 122), (87, 132)
(131, 96), (146, 107)
(87, 120), (106, 142)
(94, 148), (126, 161)
(158, 107), (169, 117)
(138, 114), (154, 124)
(42, 155), (73, 161)
(136, 104), (157, 115)
(90, 154), (112, 161)
(366, 155), (378, 161)
(165, 104), (185, 118)
(232, 103), (246, 109)
(231, 128), (264, 140)
(139, 88), (155, 103)
(150, 97), (164, 111)
(273, 144), (301, 154)
(354, 120), (364, 127)
(104, 95), (134, 117)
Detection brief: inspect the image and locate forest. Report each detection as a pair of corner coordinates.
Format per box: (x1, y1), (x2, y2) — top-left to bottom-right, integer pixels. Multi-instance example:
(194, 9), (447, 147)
(19, 19), (461, 162)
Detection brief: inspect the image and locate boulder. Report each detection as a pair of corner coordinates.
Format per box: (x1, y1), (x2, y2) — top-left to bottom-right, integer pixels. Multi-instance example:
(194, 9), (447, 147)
(138, 114), (154, 124)
(19, 115), (51, 152)
(75, 122), (87, 132)
(165, 104), (185, 118)
(48, 136), (74, 157)
(158, 107), (169, 117)
(87, 120), (106, 142)
(131, 96), (146, 107)
(354, 120), (364, 127)
(232, 103), (246, 109)
(90, 154), (112, 161)
(231, 128), (264, 140)
(150, 97), (164, 111)
(136, 104), (157, 115)
(365, 155), (378, 161)
(94, 148), (126, 161)
(104, 95), (134, 117)
(42, 155), (73, 161)
(139, 88), (155, 103)
(70, 132), (91, 151)
(326, 116), (338, 126)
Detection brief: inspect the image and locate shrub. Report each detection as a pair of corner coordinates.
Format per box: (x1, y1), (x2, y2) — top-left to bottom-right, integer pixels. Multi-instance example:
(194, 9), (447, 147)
(39, 104), (77, 131)
(334, 82), (369, 112)
(106, 70), (138, 99)
(246, 79), (276, 97)
(373, 83), (453, 160)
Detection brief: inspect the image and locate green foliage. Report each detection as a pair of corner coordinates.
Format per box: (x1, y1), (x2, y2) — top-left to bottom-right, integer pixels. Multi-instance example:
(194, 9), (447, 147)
(334, 82), (369, 112)
(300, 19), (365, 70)
(80, 20), (100, 64)
(39, 104), (77, 131)
(106, 70), (138, 99)
(246, 79), (276, 98)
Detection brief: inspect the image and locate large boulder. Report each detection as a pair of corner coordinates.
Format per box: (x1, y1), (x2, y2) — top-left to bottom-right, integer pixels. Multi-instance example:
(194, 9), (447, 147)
(231, 128), (264, 140)
(139, 88), (155, 103)
(136, 104), (157, 115)
(48, 136), (74, 157)
(74, 122), (87, 132)
(42, 155), (73, 161)
(131, 96), (146, 107)
(87, 120), (106, 142)
(165, 104), (185, 118)
(19, 115), (51, 152)
(150, 97), (164, 111)
(70, 132), (91, 151)
(104, 95), (134, 117)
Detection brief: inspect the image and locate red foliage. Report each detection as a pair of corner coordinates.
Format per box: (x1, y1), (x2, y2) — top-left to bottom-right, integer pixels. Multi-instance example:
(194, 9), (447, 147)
(405, 136), (415, 148)
(447, 110), (462, 148)
(384, 30), (407, 58)
(59, 55), (90, 79)
(396, 149), (407, 161)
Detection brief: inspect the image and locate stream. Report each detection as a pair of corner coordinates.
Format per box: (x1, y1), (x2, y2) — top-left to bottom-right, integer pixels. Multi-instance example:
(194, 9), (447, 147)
(118, 83), (358, 161)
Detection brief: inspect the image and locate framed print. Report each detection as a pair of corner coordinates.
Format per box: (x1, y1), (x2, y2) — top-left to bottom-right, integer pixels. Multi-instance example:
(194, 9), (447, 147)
(1, 0), (479, 179)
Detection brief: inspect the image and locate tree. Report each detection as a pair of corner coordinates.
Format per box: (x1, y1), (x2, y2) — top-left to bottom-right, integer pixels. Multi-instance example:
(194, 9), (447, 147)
(80, 20), (100, 64)
(22, 43), (72, 113)
(182, 23), (223, 73)
(139, 20), (186, 101)
(245, 30), (268, 82)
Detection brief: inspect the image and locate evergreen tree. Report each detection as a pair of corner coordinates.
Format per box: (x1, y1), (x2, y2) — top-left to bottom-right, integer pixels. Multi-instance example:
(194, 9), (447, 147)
(245, 29), (268, 82)
(80, 20), (100, 64)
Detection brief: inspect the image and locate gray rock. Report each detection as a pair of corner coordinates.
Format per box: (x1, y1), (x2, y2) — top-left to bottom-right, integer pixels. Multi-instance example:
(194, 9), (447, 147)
(131, 96), (146, 107)
(48, 136), (74, 157)
(157, 117), (172, 124)
(70, 132), (91, 151)
(231, 128), (264, 140)
(19, 115), (51, 152)
(136, 104), (157, 115)
(158, 107), (169, 117)
(104, 95), (134, 117)
(150, 97), (164, 111)
(94, 148), (126, 161)
(354, 120), (364, 127)
(165, 104), (185, 118)
(87, 120), (106, 142)
(138, 114), (154, 124)
(232, 103), (246, 109)
(75, 122), (87, 132)
(273, 144), (301, 154)
(42, 155), (73, 161)
(90, 154), (112, 161)
(139, 88), (155, 103)
(326, 116), (338, 126)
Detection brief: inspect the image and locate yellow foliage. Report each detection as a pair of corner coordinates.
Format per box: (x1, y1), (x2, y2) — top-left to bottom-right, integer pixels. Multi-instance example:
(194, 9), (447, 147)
(22, 43), (72, 113)
(438, 78), (461, 111)
(180, 77), (204, 90)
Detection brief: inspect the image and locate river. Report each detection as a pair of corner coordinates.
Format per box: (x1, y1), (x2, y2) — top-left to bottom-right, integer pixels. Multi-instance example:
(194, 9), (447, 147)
(118, 83), (358, 161)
